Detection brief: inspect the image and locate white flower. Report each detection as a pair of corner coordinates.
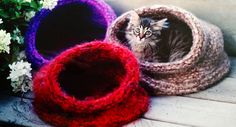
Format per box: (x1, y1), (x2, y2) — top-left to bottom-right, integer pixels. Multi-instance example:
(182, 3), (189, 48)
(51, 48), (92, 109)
(41, 0), (58, 10)
(12, 27), (24, 44)
(0, 29), (11, 54)
(0, 19), (3, 24)
(25, 11), (35, 21)
(23, 0), (31, 2)
(7, 60), (33, 93)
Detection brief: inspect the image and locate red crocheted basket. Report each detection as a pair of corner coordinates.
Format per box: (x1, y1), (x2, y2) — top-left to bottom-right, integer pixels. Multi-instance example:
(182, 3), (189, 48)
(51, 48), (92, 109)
(33, 41), (149, 127)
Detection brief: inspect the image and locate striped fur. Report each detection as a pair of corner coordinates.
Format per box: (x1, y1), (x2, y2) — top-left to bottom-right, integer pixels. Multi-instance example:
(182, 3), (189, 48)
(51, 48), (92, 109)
(125, 11), (191, 62)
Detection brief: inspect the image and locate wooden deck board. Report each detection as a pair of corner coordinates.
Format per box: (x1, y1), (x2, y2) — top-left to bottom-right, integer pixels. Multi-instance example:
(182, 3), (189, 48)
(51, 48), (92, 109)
(144, 96), (236, 127)
(0, 1), (236, 126)
(0, 95), (49, 127)
(186, 77), (236, 103)
(228, 57), (236, 78)
(1, 91), (236, 127)
(124, 119), (188, 127)
(0, 95), (186, 127)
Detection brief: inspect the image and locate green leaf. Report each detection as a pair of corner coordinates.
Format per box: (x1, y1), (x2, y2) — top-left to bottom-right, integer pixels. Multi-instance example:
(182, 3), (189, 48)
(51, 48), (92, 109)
(11, 45), (21, 62)
(16, 5), (22, 10)
(30, 1), (38, 9)
(22, 2), (31, 7)
(2, 0), (11, 4)
(15, 12), (20, 18)
(0, 10), (9, 18)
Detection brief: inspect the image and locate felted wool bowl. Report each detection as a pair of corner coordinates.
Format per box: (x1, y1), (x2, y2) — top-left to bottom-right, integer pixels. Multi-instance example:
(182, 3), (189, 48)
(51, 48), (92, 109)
(33, 41), (149, 127)
(25, 0), (116, 68)
(107, 5), (230, 95)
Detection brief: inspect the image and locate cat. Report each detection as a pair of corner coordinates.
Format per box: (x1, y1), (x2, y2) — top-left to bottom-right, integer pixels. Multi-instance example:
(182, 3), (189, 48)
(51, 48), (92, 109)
(125, 11), (192, 62)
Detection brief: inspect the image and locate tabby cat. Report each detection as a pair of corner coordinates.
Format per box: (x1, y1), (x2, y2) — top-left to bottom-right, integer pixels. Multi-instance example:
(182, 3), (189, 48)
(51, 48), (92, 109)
(125, 11), (192, 62)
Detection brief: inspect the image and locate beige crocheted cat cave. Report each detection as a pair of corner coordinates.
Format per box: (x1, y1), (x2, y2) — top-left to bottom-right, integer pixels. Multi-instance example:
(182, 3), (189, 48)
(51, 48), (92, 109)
(107, 5), (230, 95)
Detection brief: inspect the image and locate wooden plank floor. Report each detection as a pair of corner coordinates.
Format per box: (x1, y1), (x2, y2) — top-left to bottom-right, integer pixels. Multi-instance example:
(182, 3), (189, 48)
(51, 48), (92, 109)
(1, 0), (236, 127)
(0, 57), (235, 127)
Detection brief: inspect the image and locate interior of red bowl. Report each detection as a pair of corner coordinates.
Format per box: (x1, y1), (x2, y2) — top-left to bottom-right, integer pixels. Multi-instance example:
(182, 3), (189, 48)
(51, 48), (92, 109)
(58, 50), (126, 100)
(36, 3), (108, 59)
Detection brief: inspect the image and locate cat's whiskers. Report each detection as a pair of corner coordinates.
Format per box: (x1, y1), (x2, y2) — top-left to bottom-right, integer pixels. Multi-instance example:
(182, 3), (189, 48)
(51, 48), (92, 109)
(117, 30), (127, 33)
(124, 11), (172, 62)
(118, 30), (133, 34)
(119, 37), (130, 44)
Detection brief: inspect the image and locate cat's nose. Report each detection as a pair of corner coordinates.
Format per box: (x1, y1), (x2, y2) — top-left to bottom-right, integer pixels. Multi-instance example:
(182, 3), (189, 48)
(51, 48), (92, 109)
(139, 34), (145, 40)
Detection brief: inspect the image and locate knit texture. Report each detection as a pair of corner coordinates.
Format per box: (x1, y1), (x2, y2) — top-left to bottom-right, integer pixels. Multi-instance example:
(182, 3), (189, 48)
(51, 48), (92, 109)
(25, 0), (116, 68)
(33, 41), (149, 127)
(107, 5), (230, 95)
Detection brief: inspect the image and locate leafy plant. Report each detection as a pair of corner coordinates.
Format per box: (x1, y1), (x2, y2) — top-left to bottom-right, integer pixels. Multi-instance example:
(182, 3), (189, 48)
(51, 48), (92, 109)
(0, 0), (42, 91)
(0, 0), (41, 66)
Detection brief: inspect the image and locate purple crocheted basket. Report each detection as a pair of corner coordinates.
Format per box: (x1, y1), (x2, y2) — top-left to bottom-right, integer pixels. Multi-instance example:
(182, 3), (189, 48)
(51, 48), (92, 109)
(25, 0), (116, 68)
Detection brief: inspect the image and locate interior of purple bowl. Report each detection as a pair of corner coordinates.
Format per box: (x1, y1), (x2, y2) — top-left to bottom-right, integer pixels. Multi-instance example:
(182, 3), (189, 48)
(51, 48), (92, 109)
(36, 3), (108, 59)
(24, 0), (117, 68)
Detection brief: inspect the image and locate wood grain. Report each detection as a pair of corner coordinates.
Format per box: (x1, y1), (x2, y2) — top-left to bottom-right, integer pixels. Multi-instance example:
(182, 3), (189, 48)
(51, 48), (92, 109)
(124, 119), (188, 127)
(2, 95), (236, 127)
(229, 57), (236, 78)
(144, 96), (236, 127)
(0, 95), (186, 127)
(1, 1), (236, 127)
(186, 77), (236, 104)
(0, 95), (49, 127)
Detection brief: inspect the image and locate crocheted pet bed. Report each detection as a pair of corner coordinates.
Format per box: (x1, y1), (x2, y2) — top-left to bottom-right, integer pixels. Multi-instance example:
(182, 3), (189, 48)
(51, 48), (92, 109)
(25, 0), (116, 68)
(107, 5), (230, 95)
(33, 41), (149, 127)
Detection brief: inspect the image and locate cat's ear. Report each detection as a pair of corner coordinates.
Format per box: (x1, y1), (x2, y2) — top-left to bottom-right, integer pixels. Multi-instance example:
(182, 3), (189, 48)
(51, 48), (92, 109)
(128, 11), (140, 26)
(151, 18), (169, 30)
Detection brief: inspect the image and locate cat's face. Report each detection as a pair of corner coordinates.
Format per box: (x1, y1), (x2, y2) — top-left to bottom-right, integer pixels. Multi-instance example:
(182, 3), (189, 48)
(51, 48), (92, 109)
(126, 11), (168, 44)
(132, 22), (153, 42)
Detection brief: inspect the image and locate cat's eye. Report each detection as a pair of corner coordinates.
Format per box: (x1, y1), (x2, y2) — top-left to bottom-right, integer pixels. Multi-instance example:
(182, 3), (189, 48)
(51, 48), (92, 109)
(133, 27), (140, 35)
(145, 30), (152, 37)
